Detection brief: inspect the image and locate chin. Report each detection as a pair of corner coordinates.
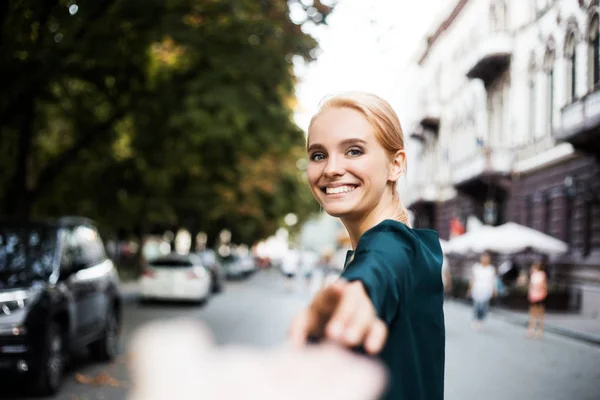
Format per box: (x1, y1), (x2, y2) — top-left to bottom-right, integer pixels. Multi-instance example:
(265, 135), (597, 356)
(320, 203), (355, 218)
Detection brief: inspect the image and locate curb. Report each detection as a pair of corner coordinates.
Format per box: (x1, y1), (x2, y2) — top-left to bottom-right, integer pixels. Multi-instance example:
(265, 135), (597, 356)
(491, 308), (600, 347)
(445, 298), (600, 347)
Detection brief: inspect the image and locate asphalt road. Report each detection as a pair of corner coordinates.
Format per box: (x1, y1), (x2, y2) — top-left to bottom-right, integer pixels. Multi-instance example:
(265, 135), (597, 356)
(2, 269), (600, 400)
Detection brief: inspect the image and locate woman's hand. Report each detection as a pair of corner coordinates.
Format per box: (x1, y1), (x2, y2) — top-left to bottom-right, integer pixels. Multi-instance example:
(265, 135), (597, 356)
(288, 280), (388, 355)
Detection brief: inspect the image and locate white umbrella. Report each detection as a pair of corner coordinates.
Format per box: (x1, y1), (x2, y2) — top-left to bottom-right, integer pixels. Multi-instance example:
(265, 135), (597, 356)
(439, 239), (448, 254)
(471, 222), (568, 256)
(444, 225), (497, 255)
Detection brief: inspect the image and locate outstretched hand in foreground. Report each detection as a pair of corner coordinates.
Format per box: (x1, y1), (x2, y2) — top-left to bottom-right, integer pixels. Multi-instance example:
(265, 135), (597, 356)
(128, 318), (387, 400)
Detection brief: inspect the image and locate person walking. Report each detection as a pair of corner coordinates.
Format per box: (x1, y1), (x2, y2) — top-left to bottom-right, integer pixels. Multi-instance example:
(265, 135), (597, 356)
(527, 259), (548, 339)
(288, 92), (445, 400)
(468, 252), (497, 330)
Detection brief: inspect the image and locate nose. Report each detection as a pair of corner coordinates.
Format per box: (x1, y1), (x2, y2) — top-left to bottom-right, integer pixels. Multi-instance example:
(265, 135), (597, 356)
(323, 154), (344, 178)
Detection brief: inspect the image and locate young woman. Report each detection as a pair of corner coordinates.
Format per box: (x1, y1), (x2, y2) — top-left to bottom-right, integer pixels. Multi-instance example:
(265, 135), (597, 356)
(288, 92), (445, 400)
(527, 260), (547, 338)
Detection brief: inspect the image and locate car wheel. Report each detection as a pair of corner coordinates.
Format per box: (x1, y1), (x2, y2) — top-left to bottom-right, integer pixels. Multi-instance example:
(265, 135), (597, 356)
(89, 310), (120, 362)
(34, 323), (65, 396)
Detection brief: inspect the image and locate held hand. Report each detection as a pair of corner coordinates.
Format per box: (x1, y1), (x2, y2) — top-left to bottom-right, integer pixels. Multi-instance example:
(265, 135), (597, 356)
(129, 319), (387, 400)
(289, 280), (388, 355)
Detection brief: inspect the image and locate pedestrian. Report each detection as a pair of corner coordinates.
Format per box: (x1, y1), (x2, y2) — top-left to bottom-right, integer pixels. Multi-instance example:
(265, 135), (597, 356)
(527, 259), (548, 339)
(281, 247), (299, 292)
(288, 92), (445, 400)
(468, 252), (497, 330)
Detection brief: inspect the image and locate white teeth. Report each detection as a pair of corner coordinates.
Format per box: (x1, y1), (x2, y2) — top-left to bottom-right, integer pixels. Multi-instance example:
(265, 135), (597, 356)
(325, 185), (356, 194)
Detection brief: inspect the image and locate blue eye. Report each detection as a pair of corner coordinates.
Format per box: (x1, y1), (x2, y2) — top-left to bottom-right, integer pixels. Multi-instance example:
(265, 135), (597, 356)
(310, 152), (326, 161)
(347, 148), (363, 157)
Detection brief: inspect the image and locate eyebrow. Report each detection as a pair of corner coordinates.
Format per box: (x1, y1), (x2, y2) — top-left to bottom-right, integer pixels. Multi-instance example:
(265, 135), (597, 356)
(306, 138), (367, 153)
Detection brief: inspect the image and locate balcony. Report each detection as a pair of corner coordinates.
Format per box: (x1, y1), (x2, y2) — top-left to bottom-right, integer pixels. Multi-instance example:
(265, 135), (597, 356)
(419, 100), (441, 132)
(407, 183), (439, 207)
(452, 148), (513, 200)
(409, 124), (426, 142)
(464, 31), (512, 87)
(555, 89), (600, 152)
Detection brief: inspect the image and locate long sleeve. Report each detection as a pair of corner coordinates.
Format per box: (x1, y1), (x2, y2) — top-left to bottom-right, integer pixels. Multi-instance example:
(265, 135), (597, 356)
(341, 245), (410, 325)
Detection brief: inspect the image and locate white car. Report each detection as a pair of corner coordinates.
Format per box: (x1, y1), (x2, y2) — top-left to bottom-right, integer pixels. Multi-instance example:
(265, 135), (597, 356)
(140, 254), (212, 302)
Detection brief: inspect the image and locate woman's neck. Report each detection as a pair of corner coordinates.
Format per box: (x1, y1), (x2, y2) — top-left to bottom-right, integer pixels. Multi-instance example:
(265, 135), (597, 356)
(342, 193), (401, 249)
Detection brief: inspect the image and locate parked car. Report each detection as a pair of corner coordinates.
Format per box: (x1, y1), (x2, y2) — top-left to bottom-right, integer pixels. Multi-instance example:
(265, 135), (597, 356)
(0, 217), (123, 395)
(196, 249), (225, 293)
(238, 255), (257, 276)
(221, 255), (245, 279)
(139, 253), (212, 303)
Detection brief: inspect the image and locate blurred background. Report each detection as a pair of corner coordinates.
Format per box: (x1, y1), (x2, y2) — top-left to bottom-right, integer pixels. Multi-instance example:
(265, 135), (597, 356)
(1, 0), (600, 399)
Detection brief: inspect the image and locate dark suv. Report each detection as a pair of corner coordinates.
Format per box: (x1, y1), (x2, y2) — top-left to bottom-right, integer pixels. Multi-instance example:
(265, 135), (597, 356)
(0, 217), (122, 395)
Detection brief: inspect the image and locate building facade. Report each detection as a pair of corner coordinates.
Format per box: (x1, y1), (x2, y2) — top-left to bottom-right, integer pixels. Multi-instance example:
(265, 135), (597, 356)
(406, 0), (600, 317)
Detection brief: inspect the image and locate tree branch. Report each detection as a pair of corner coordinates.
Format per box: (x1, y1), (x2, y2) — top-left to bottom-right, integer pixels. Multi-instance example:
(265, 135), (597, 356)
(73, 0), (118, 41)
(30, 108), (127, 199)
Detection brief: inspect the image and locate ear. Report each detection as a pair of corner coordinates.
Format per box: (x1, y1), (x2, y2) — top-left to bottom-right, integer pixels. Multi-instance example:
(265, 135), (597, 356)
(388, 150), (406, 183)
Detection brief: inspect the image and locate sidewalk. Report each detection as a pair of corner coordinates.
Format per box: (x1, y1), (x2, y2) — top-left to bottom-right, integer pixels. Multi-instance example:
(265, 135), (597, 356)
(447, 298), (600, 346)
(491, 306), (600, 346)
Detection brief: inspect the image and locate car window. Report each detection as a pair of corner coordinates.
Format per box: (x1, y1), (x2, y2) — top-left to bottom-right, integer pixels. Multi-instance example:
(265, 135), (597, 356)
(60, 229), (80, 272)
(0, 225), (58, 288)
(148, 257), (194, 268)
(74, 226), (105, 266)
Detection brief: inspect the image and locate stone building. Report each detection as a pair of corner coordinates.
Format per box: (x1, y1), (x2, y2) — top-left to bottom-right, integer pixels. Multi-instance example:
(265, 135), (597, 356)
(406, 0), (600, 316)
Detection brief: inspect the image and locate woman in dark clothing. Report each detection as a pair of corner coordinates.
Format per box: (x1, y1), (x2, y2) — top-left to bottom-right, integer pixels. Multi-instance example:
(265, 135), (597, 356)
(289, 92), (445, 400)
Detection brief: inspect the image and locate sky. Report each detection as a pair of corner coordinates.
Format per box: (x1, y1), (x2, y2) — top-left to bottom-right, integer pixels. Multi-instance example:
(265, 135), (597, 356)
(293, 0), (449, 132)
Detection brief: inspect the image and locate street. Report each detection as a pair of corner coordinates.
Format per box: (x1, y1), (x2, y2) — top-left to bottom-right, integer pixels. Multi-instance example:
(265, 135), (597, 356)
(3, 269), (600, 400)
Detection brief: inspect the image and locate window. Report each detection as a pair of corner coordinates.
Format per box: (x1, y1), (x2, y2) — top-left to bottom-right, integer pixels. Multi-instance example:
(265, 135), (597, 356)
(490, 0), (506, 31)
(528, 56), (537, 143)
(565, 31), (577, 103)
(584, 198), (592, 256)
(543, 194), (551, 234)
(60, 229), (81, 272)
(589, 14), (600, 89)
(74, 226), (105, 266)
(546, 67), (554, 134)
(525, 196), (533, 227)
(543, 46), (555, 135)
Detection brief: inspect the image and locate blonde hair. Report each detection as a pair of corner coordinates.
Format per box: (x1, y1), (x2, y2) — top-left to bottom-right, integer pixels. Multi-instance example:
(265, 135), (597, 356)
(308, 91), (410, 225)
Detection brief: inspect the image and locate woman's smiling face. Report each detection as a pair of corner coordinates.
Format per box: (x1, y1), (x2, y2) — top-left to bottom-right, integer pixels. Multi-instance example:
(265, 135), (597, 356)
(306, 107), (393, 220)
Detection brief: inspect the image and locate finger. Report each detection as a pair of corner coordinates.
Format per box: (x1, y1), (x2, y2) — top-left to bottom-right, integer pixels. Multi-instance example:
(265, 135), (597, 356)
(364, 319), (388, 355)
(288, 310), (316, 347)
(325, 284), (362, 341)
(309, 282), (345, 328)
(339, 300), (375, 347)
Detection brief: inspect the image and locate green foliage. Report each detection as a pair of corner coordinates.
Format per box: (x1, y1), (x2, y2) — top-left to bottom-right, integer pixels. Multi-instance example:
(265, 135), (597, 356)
(0, 0), (333, 244)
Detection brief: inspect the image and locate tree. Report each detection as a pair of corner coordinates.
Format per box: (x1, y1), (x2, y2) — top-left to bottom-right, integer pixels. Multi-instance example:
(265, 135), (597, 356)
(0, 0), (334, 245)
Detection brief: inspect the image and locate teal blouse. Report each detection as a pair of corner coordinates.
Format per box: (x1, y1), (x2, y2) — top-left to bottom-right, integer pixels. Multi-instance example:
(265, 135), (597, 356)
(342, 219), (445, 400)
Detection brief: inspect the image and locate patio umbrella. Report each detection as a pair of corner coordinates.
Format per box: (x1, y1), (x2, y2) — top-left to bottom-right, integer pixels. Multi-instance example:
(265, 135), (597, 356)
(444, 225), (497, 255)
(470, 222), (569, 256)
(439, 239), (448, 254)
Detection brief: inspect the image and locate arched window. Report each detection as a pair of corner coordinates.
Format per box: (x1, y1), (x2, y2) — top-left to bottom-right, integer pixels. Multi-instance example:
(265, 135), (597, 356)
(588, 13), (600, 90)
(565, 30), (577, 103)
(543, 45), (556, 135)
(528, 53), (537, 143)
(490, 0), (507, 31)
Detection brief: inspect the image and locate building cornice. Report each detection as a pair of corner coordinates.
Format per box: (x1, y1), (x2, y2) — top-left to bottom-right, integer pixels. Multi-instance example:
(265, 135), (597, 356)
(418, 0), (472, 65)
